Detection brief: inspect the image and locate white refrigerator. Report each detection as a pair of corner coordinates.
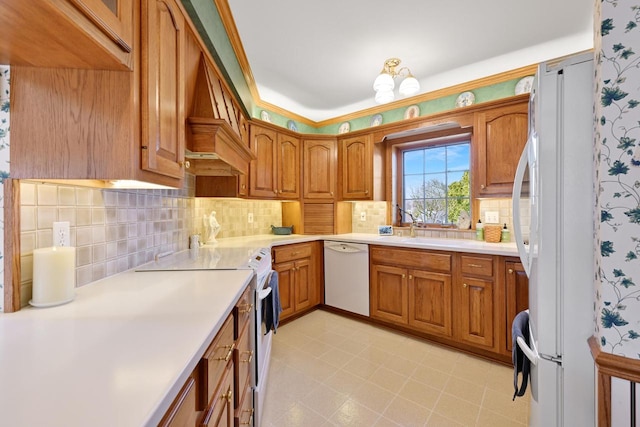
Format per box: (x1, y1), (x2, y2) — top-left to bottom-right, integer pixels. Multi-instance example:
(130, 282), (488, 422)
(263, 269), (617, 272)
(512, 52), (595, 426)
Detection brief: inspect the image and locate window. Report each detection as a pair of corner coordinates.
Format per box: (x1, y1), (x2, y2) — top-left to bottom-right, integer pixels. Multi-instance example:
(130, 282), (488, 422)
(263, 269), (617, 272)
(400, 140), (471, 225)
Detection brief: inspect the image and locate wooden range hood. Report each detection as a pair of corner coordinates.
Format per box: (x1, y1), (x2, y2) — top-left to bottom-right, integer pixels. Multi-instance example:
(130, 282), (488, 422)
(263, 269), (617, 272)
(186, 55), (254, 176)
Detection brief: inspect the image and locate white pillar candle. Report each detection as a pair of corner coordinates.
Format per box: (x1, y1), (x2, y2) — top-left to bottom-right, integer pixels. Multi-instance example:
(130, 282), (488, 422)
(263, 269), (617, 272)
(31, 246), (76, 307)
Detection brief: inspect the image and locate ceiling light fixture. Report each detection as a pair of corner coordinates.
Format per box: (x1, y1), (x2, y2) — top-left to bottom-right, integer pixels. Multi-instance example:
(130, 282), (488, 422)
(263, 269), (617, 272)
(373, 58), (420, 104)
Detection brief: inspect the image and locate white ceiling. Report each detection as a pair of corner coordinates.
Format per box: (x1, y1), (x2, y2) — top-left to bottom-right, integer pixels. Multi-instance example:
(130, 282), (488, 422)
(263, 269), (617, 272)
(227, 0), (594, 122)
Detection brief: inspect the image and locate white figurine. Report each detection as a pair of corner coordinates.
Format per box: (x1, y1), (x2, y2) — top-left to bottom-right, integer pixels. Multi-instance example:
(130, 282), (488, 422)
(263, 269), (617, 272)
(207, 211), (221, 243)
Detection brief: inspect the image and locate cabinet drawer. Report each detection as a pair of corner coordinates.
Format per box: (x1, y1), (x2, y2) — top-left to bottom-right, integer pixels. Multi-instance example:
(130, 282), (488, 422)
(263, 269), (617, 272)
(234, 286), (253, 339)
(460, 255), (494, 278)
(159, 375), (198, 427)
(198, 314), (234, 410)
(370, 246), (451, 272)
(199, 361), (234, 427)
(272, 243), (313, 263)
(234, 322), (253, 409)
(235, 381), (254, 426)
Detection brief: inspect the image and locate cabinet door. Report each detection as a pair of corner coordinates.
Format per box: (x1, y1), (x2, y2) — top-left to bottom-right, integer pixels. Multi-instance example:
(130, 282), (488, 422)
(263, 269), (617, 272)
(276, 133), (301, 199)
(69, 0), (133, 53)
(339, 135), (373, 200)
(160, 376), (198, 427)
(274, 261), (295, 320)
(370, 264), (408, 325)
(238, 174), (248, 197)
(234, 322), (252, 409)
(474, 101), (528, 196)
(141, 0), (186, 179)
(294, 258), (312, 312)
(408, 270), (452, 337)
(303, 138), (336, 199)
(249, 125), (277, 198)
(199, 362), (234, 427)
(505, 261), (529, 352)
(457, 277), (494, 348)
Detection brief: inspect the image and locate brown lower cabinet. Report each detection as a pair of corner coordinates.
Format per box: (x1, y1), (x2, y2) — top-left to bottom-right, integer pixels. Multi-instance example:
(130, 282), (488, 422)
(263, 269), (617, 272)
(159, 283), (255, 427)
(370, 246), (506, 359)
(505, 259), (529, 353)
(272, 242), (323, 321)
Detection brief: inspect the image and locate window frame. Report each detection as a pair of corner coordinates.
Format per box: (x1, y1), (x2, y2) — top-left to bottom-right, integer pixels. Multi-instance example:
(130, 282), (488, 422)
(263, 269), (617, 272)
(392, 130), (473, 228)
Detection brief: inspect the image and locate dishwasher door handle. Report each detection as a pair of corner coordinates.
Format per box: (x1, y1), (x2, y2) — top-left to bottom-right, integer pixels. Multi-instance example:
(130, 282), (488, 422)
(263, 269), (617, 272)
(325, 243), (367, 254)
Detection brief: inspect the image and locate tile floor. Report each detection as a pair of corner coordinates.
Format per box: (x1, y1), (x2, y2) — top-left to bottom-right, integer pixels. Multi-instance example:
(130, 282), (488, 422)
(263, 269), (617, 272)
(261, 310), (530, 427)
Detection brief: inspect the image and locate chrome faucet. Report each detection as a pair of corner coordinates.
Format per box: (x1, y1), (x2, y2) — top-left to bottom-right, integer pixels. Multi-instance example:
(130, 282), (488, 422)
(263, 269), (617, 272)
(396, 204), (417, 238)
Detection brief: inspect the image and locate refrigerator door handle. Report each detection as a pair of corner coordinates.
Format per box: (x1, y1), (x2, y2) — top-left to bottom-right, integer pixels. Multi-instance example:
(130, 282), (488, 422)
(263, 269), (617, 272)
(512, 139), (532, 276)
(516, 335), (539, 366)
(257, 287), (272, 301)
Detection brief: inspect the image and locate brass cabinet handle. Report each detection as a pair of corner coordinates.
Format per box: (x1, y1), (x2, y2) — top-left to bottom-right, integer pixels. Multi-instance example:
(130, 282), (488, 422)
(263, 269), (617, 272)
(508, 268), (514, 274)
(221, 386), (232, 403)
(216, 343), (235, 362)
(240, 303), (254, 314)
(480, 184), (486, 189)
(463, 283), (468, 288)
(467, 263), (483, 268)
(402, 274), (406, 278)
(409, 274), (413, 280)
(330, 191), (334, 196)
(178, 160), (190, 169)
(241, 350), (254, 364)
(365, 190), (369, 194)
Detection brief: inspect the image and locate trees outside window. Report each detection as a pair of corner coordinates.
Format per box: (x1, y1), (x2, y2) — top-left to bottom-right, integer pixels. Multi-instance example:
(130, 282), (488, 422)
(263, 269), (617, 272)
(402, 142), (470, 225)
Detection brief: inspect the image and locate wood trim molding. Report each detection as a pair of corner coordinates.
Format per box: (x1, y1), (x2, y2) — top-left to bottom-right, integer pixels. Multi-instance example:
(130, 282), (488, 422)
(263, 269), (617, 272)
(4, 179), (21, 312)
(209, 0), (543, 128)
(212, 0), (260, 103)
(589, 334), (640, 427)
(589, 335), (640, 383)
(314, 64), (539, 128)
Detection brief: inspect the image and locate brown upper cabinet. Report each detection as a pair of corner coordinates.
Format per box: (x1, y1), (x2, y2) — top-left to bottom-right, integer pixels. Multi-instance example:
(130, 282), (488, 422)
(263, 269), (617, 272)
(338, 134), (374, 200)
(141, 0), (185, 179)
(473, 98), (529, 197)
(249, 123), (300, 199)
(302, 137), (337, 200)
(7, 0), (200, 187)
(0, 0), (134, 70)
(276, 133), (301, 199)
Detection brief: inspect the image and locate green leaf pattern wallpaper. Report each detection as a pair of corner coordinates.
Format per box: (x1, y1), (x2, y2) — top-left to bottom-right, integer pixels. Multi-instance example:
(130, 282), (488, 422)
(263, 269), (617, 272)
(0, 65), (9, 313)
(595, 0), (640, 357)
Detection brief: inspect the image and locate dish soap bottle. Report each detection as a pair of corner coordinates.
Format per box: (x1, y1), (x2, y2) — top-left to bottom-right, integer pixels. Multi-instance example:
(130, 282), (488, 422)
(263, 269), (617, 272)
(476, 220), (484, 241)
(501, 223), (510, 242)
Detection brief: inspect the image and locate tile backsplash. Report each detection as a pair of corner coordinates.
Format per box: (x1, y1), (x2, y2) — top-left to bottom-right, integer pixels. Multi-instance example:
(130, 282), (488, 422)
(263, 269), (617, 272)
(19, 179), (197, 307)
(18, 178), (287, 308)
(195, 199), (282, 240)
(18, 178), (519, 308)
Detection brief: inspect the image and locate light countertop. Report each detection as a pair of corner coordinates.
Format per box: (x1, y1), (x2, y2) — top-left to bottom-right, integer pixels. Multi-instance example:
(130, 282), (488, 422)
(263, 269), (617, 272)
(200, 233), (520, 257)
(0, 268), (254, 427)
(0, 232), (517, 427)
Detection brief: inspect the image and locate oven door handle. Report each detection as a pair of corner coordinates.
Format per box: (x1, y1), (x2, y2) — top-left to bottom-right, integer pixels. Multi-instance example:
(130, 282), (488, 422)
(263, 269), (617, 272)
(257, 288), (272, 300)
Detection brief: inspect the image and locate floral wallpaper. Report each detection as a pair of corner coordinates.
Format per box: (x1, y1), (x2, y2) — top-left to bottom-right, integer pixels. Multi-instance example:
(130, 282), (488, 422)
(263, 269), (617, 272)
(596, 0), (640, 358)
(0, 66), (9, 313)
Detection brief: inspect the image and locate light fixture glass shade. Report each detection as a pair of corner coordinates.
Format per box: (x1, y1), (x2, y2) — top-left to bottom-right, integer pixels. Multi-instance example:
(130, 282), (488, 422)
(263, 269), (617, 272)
(375, 89), (394, 104)
(373, 72), (394, 92)
(399, 76), (420, 96)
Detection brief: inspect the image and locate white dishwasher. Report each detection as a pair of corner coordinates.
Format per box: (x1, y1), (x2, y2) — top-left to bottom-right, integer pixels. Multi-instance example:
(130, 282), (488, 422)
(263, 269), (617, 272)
(323, 241), (369, 316)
